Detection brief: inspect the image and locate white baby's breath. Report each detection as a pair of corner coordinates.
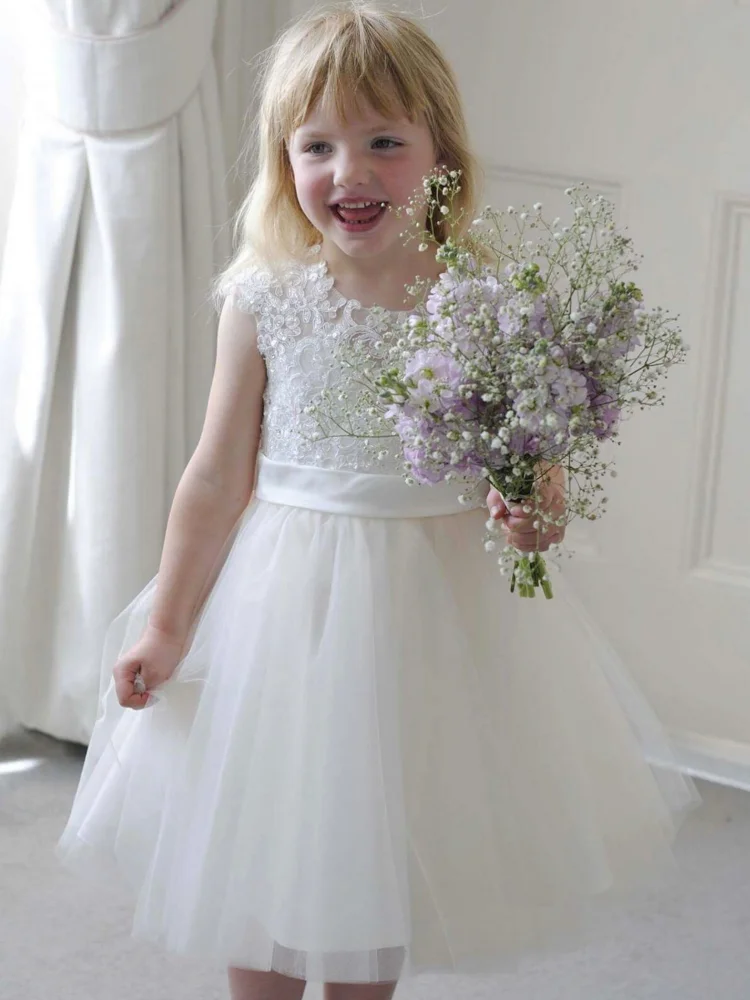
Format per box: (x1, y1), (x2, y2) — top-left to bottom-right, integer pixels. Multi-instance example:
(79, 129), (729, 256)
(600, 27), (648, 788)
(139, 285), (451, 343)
(307, 168), (688, 599)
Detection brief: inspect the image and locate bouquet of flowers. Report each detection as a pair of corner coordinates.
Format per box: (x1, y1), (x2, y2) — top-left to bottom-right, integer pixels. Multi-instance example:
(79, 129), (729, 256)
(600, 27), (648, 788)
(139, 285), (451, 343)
(310, 171), (688, 598)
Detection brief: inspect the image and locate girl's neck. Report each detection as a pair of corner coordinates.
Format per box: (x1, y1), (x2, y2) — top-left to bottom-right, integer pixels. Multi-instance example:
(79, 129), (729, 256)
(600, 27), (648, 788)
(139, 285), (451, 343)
(320, 243), (445, 312)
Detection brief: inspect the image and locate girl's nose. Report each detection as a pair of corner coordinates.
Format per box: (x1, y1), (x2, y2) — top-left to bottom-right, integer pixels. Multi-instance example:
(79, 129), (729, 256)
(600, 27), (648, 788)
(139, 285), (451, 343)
(333, 151), (371, 188)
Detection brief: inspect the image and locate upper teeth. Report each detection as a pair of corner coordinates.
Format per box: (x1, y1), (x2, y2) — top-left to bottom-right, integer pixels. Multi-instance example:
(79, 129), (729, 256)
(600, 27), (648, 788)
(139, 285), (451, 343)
(338, 201), (384, 208)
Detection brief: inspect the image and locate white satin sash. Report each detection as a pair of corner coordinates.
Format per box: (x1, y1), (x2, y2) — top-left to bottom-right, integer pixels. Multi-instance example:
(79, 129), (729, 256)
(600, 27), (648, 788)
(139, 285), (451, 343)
(254, 454), (488, 519)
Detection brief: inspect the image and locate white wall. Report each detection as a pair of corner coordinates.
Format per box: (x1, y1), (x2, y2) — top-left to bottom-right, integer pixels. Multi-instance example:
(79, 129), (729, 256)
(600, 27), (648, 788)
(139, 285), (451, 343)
(0, 2), (27, 269)
(260, 0), (750, 786)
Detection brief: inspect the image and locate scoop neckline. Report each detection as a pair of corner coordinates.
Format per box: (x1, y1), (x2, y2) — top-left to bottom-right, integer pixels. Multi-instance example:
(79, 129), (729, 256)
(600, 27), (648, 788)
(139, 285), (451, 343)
(311, 248), (413, 317)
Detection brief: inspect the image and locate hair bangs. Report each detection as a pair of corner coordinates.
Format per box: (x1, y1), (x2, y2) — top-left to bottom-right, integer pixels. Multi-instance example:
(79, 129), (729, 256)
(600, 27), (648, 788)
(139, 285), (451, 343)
(278, 19), (427, 142)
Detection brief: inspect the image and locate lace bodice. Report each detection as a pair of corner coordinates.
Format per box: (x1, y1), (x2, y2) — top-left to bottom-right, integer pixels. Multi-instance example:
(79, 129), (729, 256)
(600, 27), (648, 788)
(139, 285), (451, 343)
(223, 248), (408, 474)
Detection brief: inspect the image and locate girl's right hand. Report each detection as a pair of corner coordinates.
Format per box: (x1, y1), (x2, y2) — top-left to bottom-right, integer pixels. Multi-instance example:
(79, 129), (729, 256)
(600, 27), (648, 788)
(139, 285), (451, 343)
(112, 623), (187, 710)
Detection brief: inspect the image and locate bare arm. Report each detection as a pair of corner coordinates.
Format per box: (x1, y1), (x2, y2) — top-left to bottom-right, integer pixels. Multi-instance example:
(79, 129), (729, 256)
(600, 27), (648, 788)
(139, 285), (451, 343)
(146, 298), (266, 645)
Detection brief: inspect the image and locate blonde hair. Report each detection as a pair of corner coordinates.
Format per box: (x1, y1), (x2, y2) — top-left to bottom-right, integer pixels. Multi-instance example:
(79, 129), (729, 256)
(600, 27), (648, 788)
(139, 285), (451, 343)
(216, 1), (483, 291)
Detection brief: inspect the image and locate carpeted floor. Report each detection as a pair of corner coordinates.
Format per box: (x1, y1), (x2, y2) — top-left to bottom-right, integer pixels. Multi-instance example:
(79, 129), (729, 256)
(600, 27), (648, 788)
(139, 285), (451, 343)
(2, 727), (750, 1000)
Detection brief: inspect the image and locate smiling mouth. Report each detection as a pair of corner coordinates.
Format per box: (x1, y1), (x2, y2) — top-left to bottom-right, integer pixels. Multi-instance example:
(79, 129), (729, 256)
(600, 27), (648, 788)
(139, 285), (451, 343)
(331, 201), (389, 225)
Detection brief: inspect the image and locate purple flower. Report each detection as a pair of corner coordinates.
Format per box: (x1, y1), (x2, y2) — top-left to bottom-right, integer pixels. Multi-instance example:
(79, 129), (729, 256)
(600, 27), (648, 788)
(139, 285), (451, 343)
(424, 269), (509, 354)
(590, 392), (621, 439)
(508, 428), (542, 455)
(404, 349), (463, 389)
(548, 368), (588, 408)
(527, 294), (558, 338)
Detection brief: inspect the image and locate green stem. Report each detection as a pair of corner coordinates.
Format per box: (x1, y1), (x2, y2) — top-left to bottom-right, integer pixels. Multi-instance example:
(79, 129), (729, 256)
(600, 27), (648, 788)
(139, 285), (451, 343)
(509, 544), (554, 600)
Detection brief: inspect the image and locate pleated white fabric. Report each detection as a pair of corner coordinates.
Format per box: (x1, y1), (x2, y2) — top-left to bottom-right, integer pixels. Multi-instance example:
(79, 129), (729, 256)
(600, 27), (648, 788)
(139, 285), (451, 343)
(58, 456), (700, 984)
(0, 0), (251, 742)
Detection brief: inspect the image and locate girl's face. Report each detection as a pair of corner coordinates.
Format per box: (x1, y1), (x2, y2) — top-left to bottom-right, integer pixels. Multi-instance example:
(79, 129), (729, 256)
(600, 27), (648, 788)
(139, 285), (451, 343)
(288, 98), (441, 261)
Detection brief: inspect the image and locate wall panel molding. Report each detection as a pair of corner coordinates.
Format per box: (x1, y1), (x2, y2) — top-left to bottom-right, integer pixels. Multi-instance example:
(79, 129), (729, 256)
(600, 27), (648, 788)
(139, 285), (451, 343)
(687, 194), (750, 587)
(482, 163), (622, 204)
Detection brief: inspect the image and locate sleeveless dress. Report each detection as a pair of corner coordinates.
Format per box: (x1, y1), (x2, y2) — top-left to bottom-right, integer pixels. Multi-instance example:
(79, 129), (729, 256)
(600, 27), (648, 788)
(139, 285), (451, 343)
(57, 250), (700, 985)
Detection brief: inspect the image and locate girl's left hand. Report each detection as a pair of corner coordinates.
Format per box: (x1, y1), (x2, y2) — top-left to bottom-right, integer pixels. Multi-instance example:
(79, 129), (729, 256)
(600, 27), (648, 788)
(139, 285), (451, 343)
(486, 469), (566, 553)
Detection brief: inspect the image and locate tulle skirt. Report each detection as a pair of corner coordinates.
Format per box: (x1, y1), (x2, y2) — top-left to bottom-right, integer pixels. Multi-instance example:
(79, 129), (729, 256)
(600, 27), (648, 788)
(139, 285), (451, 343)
(57, 455), (700, 984)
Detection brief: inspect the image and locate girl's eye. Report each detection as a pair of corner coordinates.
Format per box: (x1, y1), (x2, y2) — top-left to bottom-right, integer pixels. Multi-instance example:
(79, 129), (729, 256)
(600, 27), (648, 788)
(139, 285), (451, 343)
(303, 138), (402, 155)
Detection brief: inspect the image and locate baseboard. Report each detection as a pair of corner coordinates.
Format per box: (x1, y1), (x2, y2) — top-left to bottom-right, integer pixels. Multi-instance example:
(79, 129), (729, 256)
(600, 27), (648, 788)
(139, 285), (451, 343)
(665, 729), (750, 793)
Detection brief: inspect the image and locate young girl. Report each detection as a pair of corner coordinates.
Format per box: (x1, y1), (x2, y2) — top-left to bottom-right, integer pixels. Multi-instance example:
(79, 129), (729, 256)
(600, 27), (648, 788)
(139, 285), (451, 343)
(58, 3), (700, 998)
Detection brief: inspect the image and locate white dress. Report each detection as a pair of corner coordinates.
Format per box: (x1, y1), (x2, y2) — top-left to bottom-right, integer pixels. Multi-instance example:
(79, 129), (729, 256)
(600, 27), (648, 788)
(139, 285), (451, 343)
(57, 250), (700, 985)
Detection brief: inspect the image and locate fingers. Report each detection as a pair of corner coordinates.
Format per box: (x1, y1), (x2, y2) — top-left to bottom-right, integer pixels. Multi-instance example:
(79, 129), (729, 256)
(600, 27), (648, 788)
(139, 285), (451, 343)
(504, 488), (565, 529)
(486, 487), (508, 519)
(508, 530), (564, 553)
(499, 511), (565, 552)
(114, 686), (150, 710)
(113, 661), (150, 710)
(488, 479), (566, 553)
(507, 494), (564, 523)
(118, 690), (150, 711)
(505, 535), (562, 553)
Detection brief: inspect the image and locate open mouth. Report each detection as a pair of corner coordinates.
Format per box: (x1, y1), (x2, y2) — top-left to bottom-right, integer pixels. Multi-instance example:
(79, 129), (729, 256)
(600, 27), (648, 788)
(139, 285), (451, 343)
(331, 201), (389, 226)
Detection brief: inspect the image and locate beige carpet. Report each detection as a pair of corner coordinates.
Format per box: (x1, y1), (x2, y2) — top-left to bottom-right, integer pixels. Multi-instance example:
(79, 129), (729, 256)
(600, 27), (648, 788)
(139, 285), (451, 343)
(2, 727), (750, 1000)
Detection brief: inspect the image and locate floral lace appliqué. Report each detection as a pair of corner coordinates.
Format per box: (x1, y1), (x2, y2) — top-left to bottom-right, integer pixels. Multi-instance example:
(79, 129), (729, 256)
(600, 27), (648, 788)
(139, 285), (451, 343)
(224, 252), (409, 474)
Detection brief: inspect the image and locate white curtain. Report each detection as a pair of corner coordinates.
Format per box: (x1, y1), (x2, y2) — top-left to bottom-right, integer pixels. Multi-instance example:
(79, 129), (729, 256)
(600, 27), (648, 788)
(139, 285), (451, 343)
(0, 0), (264, 744)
